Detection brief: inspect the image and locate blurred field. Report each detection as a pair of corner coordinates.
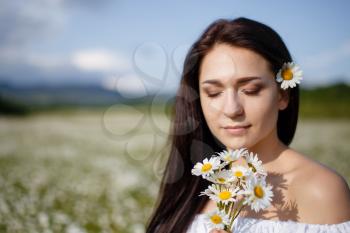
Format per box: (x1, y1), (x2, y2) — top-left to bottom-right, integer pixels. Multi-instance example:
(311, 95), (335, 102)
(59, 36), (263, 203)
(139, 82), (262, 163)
(0, 107), (349, 233)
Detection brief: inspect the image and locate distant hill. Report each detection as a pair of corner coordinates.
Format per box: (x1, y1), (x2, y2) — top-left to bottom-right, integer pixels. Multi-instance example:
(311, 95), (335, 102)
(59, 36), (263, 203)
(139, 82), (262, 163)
(0, 83), (122, 106)
(0, 83), (164, 106)
(0, 94), (30, 116)
(0, 82), (170, 113)
(300, 83), (350, 118)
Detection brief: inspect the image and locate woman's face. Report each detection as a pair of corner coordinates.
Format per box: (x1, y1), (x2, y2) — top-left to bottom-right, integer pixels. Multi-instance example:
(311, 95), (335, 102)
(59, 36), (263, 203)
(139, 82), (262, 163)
(199, 43), (288, 150)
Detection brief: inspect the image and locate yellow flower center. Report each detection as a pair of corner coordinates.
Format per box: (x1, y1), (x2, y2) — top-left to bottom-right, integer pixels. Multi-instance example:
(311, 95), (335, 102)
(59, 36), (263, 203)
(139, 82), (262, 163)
(254, 185), (264, 198)
(210, 214), (223, 224)
(201, 163), (212, 172)
(218, 191), (232, 200)
(217, 177), (226, 183)
(281, 68), (293, 80)
(248, 163), (257, 173)
(235, 171), (243, 177)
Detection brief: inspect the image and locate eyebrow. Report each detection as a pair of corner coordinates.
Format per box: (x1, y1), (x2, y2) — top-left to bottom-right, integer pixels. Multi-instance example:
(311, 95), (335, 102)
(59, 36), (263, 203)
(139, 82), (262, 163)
(201, 76), (262, 86)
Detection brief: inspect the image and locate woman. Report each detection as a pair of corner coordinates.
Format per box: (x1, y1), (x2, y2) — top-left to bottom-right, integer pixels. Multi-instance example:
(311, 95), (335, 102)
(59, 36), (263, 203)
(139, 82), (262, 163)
(146, 17), (350, 233)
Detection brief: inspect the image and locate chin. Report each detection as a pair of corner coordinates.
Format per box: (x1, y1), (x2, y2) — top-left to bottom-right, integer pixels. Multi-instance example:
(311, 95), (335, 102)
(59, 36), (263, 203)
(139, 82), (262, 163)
(223, 137), (251, 150)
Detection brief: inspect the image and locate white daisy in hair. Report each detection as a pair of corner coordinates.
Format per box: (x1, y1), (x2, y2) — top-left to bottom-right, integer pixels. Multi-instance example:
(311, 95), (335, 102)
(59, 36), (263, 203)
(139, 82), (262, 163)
(205, 169), (234, 185)
(200, 184), (239, 204)
(241, 176), (274, 213)
(276, 62), (303, 90)
(217, 148), (248, 164)
(230, 165), (252, 182)
(244, 152), (267, 177)
(191, 157), (221, 177)
(204, 209), (230, 230)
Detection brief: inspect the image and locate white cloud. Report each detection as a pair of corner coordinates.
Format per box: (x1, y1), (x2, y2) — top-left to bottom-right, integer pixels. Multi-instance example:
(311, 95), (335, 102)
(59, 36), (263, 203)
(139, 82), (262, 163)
(0, 0), (123, 86)
(102, 74), (148, 98)
(71, 49), (130, 73)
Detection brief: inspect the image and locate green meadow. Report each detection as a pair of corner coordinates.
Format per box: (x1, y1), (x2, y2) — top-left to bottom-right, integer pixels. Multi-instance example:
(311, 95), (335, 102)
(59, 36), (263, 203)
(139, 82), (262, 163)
(0, 108), (349, 233)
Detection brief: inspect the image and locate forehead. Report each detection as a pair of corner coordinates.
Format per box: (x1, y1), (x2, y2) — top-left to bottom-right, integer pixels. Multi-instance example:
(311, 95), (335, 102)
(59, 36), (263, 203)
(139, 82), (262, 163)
(199, 43), (272, 83)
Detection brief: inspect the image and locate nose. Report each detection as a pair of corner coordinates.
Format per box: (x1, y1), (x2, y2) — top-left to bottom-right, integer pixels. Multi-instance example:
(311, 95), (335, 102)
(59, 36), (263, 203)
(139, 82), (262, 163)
(223, 89), (244, 118)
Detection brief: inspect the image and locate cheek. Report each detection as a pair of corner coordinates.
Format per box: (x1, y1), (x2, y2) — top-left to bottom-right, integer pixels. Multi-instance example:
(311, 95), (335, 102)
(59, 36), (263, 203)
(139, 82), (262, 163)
(200, 95), (221, 128)
(247, 92), (279, 130)
(201, 95), (222, 113)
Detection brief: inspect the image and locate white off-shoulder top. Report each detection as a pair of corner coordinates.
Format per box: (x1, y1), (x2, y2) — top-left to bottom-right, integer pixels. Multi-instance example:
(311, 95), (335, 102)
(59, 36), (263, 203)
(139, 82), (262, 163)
(186, 214), (350, 233)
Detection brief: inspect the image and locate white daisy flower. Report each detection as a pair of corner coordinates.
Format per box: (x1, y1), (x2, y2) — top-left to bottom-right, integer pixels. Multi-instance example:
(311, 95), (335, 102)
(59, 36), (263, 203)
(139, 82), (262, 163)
(217, 148), (248, 164)
(230, 165), (252, 182)
(191, 157), (221, 177)
(242, 176), (274, 213)
(200, 184), (239, 204)
(276, 62), (303, 90)
(206, 169), (234, 185)
(244, 152), (267, 177)
(204, 209), (230, 230)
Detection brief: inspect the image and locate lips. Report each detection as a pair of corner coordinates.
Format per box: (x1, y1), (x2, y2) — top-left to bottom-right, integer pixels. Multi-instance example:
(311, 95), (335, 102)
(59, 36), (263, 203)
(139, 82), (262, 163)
(223, 124), (251, 135)
(223, 124), (251, 129)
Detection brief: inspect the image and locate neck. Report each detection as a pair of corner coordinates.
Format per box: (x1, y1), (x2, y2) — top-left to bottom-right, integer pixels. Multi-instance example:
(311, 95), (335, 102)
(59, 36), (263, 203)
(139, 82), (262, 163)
(247, 128), (288, 169)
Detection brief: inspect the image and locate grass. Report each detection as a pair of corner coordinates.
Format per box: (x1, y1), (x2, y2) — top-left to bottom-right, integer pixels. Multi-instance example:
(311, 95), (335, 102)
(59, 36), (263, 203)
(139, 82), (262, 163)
(0, 108), (349, 232)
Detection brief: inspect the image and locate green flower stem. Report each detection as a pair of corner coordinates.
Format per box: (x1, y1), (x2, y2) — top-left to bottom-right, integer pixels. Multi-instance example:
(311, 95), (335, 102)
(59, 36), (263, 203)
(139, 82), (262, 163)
(228, 200), (245, 231)
(217, 201), (222, 210)
(234, 204), (245, 220)
(225, 201), (232, 214)
(230, 204), (246, 231)
(227, 201), (234, 217)
(224, 224), (230, 232)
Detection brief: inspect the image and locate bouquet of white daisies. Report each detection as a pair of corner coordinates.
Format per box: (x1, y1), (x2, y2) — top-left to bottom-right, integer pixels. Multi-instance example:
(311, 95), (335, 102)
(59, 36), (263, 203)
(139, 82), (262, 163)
(191, 148), (273, 232)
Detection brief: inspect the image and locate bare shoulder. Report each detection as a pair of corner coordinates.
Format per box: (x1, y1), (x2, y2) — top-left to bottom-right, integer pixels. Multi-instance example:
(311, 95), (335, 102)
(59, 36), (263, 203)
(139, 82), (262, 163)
(287, 149), (350, 224)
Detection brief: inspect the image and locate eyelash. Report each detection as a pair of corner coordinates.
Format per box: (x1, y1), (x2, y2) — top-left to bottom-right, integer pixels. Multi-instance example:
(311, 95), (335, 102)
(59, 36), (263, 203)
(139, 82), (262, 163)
(242, 88), (260, 95)
(206, 88), (260, 98)
(207, 92), (221, 98)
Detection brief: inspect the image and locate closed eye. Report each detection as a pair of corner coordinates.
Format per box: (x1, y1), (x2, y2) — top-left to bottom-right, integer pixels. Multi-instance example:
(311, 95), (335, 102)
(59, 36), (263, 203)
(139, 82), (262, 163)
(207, 92), (221, 98)
(243, 90), (259, 95)
(242, 88), (260, 95)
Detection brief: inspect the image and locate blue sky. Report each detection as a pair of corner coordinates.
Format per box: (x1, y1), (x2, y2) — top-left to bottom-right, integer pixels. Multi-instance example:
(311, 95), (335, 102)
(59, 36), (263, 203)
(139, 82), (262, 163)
(1, 0), (349, 95)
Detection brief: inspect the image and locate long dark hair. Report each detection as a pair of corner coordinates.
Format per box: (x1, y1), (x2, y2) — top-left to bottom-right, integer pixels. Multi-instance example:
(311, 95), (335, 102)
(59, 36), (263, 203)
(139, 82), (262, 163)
(146, 17), (299, 233)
